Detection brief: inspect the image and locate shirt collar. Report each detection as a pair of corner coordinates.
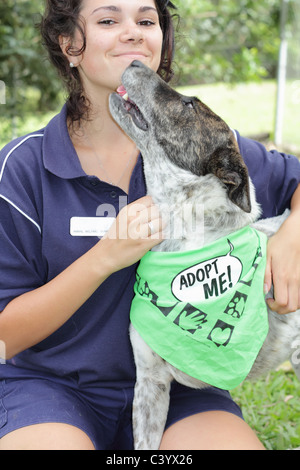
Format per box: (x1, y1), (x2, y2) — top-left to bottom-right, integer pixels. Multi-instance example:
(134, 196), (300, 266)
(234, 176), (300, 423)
(42, 105), (145, 196)
(42, 104), (86, 179)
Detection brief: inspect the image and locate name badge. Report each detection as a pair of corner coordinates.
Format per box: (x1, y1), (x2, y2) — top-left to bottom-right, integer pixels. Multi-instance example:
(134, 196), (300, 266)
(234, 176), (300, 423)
(70, 217), (115, 237)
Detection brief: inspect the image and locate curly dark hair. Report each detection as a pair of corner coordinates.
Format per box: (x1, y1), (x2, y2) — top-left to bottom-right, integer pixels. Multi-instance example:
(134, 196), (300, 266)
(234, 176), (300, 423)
(40, 0), (177, 124)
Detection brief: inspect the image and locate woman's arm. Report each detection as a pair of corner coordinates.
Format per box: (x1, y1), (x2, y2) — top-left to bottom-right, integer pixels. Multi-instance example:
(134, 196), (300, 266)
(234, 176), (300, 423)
(0, 196), (162, 359)
(264, 184), (300, 314)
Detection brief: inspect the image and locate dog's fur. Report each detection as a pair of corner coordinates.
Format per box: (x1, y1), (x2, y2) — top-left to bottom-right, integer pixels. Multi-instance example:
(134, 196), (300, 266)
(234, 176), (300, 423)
(109, 61), (300, 450)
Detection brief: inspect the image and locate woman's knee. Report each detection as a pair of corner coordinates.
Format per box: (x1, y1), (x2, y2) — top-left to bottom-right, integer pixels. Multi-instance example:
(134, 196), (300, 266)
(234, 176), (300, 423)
(160, 410), (265, 450)
(0, 422), (95, 450)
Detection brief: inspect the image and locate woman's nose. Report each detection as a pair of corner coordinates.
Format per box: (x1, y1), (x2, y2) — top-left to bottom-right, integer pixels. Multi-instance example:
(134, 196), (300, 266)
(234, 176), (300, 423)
(119, 21), (144, 44)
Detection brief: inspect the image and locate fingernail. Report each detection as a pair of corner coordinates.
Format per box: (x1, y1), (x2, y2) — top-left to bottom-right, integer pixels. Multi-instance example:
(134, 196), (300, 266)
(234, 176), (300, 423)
(264, 283), (269, 294)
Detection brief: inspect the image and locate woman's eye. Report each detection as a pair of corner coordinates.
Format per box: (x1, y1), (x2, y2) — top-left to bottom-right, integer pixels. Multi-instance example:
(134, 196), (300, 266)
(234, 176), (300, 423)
(138, 20), (156, 26)
(98, 19), (116, 25)
(98, 19), (156, 27)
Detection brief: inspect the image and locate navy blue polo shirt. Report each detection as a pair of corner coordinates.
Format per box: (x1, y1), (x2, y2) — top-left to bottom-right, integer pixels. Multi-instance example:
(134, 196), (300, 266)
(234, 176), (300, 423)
(0, 104), (300, 387)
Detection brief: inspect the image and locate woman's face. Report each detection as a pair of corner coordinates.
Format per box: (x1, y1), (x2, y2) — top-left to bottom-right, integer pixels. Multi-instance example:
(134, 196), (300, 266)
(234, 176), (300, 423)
(68, 0), (163, 98)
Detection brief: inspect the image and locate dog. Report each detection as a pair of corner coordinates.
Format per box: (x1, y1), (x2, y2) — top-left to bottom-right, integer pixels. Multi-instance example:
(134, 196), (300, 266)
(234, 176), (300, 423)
(109, 61), (300, 450)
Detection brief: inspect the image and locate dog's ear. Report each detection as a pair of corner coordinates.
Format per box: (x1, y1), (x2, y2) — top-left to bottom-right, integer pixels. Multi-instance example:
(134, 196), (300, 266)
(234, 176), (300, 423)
(216, 166), (251, 213)
(205, 147), (252, 213)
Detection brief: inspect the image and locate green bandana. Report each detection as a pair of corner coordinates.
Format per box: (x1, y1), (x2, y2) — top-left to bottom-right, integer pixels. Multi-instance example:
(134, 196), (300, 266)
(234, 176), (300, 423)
(130, 226), (269, 390)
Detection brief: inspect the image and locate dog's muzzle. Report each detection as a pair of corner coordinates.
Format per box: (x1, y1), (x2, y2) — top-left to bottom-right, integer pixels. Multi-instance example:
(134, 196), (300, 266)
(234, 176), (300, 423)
(114, 88), (149, 131)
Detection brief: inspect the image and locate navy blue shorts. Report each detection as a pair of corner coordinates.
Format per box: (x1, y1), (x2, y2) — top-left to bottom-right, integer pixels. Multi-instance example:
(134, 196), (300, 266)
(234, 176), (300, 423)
(0, 378), (243, 449)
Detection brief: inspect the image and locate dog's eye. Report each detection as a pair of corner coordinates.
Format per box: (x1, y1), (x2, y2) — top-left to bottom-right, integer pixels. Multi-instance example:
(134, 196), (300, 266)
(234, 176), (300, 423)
(183, 100), (194, 109)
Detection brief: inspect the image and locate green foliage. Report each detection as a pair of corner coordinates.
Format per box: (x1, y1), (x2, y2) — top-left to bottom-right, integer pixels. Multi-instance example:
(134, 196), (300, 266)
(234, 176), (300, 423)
(0, 0), (61, 119)
(0, 0), (295, 115)
(174, 0), (281, 85)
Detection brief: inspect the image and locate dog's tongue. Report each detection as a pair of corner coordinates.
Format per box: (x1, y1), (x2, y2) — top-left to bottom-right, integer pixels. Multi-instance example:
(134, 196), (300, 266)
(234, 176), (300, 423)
(117, 85), (129, 101)
(117, 85), (126, 96)
(116, 85), (147, 129)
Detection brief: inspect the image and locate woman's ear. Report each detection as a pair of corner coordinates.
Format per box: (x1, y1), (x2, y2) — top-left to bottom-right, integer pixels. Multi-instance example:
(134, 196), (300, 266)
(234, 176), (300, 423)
(59, 35), (82, 68)
(59, 35), (71, 57)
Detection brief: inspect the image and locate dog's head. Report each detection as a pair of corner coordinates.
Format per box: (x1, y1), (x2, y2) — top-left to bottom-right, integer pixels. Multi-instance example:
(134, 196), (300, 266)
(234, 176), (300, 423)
(109, 61), (251, 213)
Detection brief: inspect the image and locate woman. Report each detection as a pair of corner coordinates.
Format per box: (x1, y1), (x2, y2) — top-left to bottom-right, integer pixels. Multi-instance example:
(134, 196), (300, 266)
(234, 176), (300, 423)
(0, 0), (299, 450)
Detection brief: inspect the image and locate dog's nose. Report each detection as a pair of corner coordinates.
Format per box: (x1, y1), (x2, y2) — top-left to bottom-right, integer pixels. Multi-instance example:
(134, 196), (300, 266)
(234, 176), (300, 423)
(130, 60), (143, 68)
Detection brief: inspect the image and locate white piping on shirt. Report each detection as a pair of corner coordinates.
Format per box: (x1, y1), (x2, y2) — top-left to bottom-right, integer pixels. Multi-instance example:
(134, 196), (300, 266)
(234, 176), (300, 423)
(0, 194), (42, 233)
(0, 133), (44, 234)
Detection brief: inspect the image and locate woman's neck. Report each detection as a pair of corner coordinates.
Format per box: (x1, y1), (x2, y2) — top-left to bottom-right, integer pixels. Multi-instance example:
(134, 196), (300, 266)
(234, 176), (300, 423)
(69, 106), (139, 193)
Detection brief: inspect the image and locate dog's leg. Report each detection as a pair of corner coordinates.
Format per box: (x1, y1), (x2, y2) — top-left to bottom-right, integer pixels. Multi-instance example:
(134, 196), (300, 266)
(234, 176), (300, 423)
(130, 325), (172, 450)
(132, 371), (171, 450)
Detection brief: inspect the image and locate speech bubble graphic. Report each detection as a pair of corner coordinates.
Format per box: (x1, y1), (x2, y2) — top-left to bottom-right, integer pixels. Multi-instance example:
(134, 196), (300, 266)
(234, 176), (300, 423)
(171, 241), (242, 303)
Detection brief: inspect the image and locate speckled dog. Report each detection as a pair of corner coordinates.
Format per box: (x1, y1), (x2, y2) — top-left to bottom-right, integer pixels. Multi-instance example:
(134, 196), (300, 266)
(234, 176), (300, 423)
(109, 61), (300, 450)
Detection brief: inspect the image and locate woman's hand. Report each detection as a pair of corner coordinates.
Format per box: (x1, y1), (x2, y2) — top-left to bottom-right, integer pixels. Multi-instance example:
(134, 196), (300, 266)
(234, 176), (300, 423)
(99, 196), (164, 274)
(264, 185), (300, 314)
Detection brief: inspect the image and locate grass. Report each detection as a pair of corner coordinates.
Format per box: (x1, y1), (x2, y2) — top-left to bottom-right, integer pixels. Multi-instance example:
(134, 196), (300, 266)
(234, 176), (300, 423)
(179, 80), (277, 138)
(231, 365), (300, 450)
(179, 79), (300, 156)
(1, 80), (300, 450)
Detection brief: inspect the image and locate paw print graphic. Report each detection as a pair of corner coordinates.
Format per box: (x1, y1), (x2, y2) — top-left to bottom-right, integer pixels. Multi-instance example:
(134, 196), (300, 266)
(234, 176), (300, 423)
(136, 274), (158, 303)
(137, 279), (150, 297)
(136, 274), (148, 295)
(224, 291), (247, 318)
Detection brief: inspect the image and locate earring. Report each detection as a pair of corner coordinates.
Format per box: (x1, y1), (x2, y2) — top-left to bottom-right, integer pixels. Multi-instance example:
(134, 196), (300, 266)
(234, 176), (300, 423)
(70, 62), (75, 68)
